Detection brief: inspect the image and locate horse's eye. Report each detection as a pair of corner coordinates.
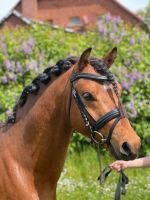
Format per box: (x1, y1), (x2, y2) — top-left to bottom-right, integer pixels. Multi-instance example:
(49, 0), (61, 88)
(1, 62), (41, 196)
(82, 92), (95, 101)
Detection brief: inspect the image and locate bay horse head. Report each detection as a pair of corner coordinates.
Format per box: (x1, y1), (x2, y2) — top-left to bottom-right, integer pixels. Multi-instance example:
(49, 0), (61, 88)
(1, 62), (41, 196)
(70, 47), (141, 160)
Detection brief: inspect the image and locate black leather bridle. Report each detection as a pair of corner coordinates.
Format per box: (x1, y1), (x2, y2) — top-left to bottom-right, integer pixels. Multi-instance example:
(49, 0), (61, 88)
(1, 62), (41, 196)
(70, 71), (129, 200)
(70, 72), (125, 146)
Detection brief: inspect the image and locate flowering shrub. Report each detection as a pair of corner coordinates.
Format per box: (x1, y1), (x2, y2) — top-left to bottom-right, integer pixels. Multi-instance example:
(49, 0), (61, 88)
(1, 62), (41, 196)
(0, 15), (149, 154)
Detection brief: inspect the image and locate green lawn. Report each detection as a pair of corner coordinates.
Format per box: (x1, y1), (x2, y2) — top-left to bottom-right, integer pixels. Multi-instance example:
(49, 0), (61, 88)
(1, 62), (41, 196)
(57, 147), (150, 200)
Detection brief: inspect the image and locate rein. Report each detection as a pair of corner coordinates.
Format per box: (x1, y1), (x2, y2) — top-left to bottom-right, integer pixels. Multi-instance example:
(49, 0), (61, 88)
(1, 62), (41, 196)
(98, 165), (129, 200)
(70, 71), (129, 200)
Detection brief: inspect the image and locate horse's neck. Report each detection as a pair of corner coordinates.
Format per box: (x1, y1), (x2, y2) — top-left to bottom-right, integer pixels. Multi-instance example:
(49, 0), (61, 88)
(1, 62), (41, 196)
(18, 68), (73, 178)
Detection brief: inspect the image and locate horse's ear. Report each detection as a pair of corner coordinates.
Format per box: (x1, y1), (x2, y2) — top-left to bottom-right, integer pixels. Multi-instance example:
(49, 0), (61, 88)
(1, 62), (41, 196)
(103, 47), (117, 68)
(76, 47), (92, 72)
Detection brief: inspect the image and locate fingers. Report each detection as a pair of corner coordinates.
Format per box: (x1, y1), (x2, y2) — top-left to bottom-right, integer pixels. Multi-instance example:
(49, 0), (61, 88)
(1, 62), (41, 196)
(110, 163), (121, 171)
(109, 160), (127, 171)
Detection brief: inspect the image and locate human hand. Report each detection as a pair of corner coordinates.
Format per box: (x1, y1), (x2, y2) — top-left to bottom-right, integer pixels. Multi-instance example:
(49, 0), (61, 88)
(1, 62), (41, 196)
(109, 160), (129, 171)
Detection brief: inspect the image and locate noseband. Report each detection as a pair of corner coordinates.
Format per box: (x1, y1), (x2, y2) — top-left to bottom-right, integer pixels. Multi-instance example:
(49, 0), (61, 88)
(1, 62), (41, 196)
(70, 72), (125, 146)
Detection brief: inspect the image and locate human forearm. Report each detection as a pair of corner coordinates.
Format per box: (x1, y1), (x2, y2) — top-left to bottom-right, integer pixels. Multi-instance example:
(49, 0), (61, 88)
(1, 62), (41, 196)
(110, 156), (150, 171)
(126, 156), (150, 168)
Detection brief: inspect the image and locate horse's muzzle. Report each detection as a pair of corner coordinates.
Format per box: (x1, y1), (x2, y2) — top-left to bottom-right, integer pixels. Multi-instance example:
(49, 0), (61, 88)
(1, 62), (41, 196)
(109, 141), (140, 161)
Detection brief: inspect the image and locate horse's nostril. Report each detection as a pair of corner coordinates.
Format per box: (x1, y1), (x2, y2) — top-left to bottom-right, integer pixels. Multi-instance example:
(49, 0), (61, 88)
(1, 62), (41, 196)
(120, 142), (132, 156)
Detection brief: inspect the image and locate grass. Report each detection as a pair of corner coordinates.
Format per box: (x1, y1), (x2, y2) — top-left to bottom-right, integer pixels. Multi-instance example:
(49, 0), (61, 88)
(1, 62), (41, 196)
(57, 147), (150, 200)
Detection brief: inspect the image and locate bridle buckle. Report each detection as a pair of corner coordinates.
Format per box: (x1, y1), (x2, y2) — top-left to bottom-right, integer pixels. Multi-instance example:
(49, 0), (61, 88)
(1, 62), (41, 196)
(92, 131), (107, 144)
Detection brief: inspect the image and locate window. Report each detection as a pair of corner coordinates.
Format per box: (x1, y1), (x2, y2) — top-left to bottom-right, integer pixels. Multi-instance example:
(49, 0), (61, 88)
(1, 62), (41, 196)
(68, 17), (82, 27)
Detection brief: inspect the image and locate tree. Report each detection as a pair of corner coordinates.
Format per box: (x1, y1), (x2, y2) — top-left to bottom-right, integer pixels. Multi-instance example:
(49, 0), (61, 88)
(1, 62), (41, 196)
(137, 1), (150, 29)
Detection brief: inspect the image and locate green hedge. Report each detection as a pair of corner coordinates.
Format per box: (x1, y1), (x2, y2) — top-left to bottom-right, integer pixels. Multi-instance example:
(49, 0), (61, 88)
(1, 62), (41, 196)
(0, 15), (149, 154)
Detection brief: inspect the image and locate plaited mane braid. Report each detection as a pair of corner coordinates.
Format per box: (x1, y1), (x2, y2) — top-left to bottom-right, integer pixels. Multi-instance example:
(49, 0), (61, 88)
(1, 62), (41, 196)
(6, 57), (76, 125)
(5, 57), (120, 125)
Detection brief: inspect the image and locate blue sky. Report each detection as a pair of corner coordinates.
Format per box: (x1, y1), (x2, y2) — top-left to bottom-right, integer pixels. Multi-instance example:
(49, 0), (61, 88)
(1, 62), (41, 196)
(0, 0), (20, 21)
(119, 0), (149, 11)
(0, 0), (149, 21)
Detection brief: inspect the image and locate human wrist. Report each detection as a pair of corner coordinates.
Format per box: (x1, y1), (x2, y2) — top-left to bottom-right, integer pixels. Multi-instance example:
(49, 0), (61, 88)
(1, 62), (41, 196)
(121, 160), (133, 169)
(125, 160), (132, 168)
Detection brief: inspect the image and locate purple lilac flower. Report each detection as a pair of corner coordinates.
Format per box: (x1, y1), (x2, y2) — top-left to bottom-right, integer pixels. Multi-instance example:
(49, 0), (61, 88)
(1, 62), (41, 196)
(16, 62), (23, 73)
(105, 13), (111, 22)
(22, 37), (35, 55)
(121, 81), (130, 90)
(22, 42), (32, 55)
(125, 70), (141, 85)
(130, 37), (135, 45)
(98, 25), (105, 35)
(113, 16), (121, 24)
(122, 70), (142, 90)
(128, 98), (137, 119)
(1, 42), (7, 55)
(10, 61), (15, 72)
(4, 60), (15, 72)
(28, 37), (35, 49)
(98, 15), (103, 21)
(4, 60), (11, 70)
(1, 76), (8, 84)
(97, 21), (106, 36)
(13, 74), (17, 81)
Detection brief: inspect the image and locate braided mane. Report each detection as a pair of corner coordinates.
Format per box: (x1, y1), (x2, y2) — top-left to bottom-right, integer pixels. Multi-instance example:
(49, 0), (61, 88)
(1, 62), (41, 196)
(3, 57), (118, 126)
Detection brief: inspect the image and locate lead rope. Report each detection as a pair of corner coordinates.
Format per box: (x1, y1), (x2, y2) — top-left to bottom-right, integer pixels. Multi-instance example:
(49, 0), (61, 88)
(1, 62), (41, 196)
(96, 143), (103, 174)
(96, 118), (129, 200)
(97, 164), (129, 200)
